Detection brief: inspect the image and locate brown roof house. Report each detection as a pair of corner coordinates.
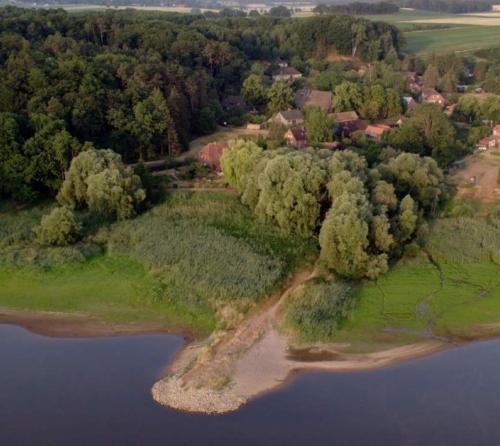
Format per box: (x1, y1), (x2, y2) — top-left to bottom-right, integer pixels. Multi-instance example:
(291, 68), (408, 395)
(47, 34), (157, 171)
(422, 88), (445, 107)
(294, 88), (333, 113)
(272, 66), (302, 82)
(197, 141), (229, 172)
(403, 95), (417, 113)
(272, 110), (304, 127)
(365, 124), (392, 140)
(285, 127), (308, 149)
(332, 111), (367, 137)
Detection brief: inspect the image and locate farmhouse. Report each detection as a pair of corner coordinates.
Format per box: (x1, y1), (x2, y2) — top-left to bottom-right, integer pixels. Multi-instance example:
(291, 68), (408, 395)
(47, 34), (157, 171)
(422, 88), (446, 107)
(331, 111), (366, 137)
(272, 110), (304, 126)
(403, 96), (417, 113)
(365, 124), (391, 140)
(285, 127), (308, 148)
(197, 141), (228, 172)
(272, 66), (302, 82)
(294, 89), (333, 113)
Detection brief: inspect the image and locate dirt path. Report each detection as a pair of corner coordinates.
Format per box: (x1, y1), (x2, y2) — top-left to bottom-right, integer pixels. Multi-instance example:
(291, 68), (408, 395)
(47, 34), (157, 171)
(151, 269), (447, 414)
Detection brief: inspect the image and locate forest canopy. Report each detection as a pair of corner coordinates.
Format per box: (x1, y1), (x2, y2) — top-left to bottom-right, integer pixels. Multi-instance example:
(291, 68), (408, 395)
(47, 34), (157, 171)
(0, 6), (402, 202)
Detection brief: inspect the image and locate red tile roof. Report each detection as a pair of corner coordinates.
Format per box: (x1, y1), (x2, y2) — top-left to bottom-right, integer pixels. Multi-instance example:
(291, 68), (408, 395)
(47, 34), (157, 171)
(197, 141), (229, 171)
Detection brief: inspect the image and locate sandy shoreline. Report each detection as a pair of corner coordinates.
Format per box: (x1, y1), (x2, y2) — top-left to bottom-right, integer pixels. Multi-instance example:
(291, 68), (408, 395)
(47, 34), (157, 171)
(2, 305), (497, 416)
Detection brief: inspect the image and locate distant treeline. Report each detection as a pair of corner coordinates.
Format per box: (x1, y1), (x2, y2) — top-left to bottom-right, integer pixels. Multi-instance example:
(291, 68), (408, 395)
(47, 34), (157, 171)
(400, 0), (492, 13)
(314, 2), (400, 15)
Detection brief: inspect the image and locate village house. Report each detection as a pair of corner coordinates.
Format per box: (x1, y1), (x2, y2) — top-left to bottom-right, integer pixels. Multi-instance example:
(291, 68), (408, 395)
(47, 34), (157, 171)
(422, 88), (446, 107)
(365, 124), (392, 140)
(294, 88), (333, 113)
(476, 125), (500, 151)
(285, 127), (308, 148)
(331, 111), (366, 137)
(273, 58), (288, 69)
(272, 66), (302, 82)
(272, 110), (304, 126)
(197, 141), (228, 172)
(403, 95), (417, 113)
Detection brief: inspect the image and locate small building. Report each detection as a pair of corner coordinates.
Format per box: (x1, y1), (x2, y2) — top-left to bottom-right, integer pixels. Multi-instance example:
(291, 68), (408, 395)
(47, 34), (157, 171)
(493, 124), (500, 138)
(476, 136), (497, 151)
(273, 58), (288, 68)
(365, 124), (391, 140)
(285, 127), (308, 148)
(272, 66), (302, 82)
(422, 88), (445, 107)
(294, 88), (333, 113)
(272, 110), (304, 127)
(331, 111), (366, 137)
(456, 84), (467, 93)
(319, 141), (342, 150)
(403, 96), (417, 113)
(197, 141), (229, 172)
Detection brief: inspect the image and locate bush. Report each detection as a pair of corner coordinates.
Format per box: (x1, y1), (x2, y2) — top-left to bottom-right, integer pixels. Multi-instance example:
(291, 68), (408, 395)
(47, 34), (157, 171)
(35, 207), (81, 247)
(284, 279), (355, 342)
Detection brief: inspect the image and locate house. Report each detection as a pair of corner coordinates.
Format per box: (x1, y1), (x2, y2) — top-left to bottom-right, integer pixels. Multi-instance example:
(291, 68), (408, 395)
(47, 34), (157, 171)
(331, 111), (367, 137)
(493, 124), (500, 137)
(403, 96), (417, 113)
(422, 88), (446, 107)
(197, 141), (228, 172)
(294, 88), (333, 113)
(476, 136), (498, 151)
(222, 95), (247, 112)
(272, 66), (302, 82)
(456, 84), (467, 93)
(272, 110), (304, 126)
(365, 124), (392, 140)
(285, 127), (308, 148)
(274, 58), (288, 68)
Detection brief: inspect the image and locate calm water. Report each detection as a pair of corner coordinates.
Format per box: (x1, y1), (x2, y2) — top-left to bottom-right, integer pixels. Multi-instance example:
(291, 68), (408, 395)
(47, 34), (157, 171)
(2, 324), (500, 446)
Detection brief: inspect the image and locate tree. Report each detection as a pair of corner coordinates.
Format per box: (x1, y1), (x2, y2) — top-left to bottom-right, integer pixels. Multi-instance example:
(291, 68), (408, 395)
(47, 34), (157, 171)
(220, 139), (263, 191)
(397, 194), (418, 242)
(304, 107), (332, 147)
(58, 148), (145, 220)
(241, 74), (267, 110)
(35, 206), (81, 246)
(333, 82), (363, 112)
(319, 191), (388, 279)
(268, 5), (291, 17)
(255, 151), (327, 237)
(423, 64), (440, 88)
(267, 81), (294, 114)
(132, 88), (180, 159)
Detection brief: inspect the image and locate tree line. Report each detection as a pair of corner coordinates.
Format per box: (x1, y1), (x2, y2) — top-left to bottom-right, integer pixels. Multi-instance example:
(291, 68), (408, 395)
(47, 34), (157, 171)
(221, 139), (447, 280)
(400, 0), (492, 13)
(0, 7), (402, 202)
(314, 2), (400, 16)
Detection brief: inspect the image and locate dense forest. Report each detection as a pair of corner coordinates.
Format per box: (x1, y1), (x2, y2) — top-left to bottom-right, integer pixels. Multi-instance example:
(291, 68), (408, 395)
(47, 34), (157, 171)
(0, 7), (402, 202)
(314, 2), (400, 15)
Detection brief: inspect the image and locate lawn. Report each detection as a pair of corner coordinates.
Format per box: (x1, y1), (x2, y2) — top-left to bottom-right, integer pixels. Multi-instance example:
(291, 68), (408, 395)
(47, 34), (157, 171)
(0, 192), (316, 334)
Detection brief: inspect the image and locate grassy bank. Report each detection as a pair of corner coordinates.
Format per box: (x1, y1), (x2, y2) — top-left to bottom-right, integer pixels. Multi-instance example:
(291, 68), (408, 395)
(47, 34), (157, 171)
(0, 192), (316, 335)
(284, 209), (500, 351)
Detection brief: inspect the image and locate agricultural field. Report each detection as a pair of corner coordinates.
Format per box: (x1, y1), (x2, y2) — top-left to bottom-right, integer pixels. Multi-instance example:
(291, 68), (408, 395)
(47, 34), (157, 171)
(0, 192), (316, 334)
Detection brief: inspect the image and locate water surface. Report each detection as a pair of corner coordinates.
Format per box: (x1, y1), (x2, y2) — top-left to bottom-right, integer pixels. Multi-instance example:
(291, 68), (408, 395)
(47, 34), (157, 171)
(1, 324), (500, 446)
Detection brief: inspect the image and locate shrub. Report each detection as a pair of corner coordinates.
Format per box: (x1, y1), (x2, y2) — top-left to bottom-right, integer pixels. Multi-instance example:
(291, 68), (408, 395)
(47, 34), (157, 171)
(35, 207), (81, 247)
(284, 279), (355, 342)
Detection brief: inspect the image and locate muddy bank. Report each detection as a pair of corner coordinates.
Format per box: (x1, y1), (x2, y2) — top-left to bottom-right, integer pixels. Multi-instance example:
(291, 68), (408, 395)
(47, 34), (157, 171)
(0, 308), (193, 339)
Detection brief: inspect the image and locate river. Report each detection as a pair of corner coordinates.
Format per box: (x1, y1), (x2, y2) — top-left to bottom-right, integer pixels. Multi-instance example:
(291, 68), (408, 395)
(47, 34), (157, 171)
(1, 323), (500, 445)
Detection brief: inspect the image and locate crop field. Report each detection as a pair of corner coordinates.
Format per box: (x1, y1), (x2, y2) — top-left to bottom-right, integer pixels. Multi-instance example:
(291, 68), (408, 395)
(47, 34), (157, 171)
(404, 26), (500, 54)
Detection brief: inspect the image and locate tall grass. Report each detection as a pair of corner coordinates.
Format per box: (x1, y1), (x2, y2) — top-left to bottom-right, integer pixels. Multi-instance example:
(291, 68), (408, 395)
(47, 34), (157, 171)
(426, 217), (500, 263)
